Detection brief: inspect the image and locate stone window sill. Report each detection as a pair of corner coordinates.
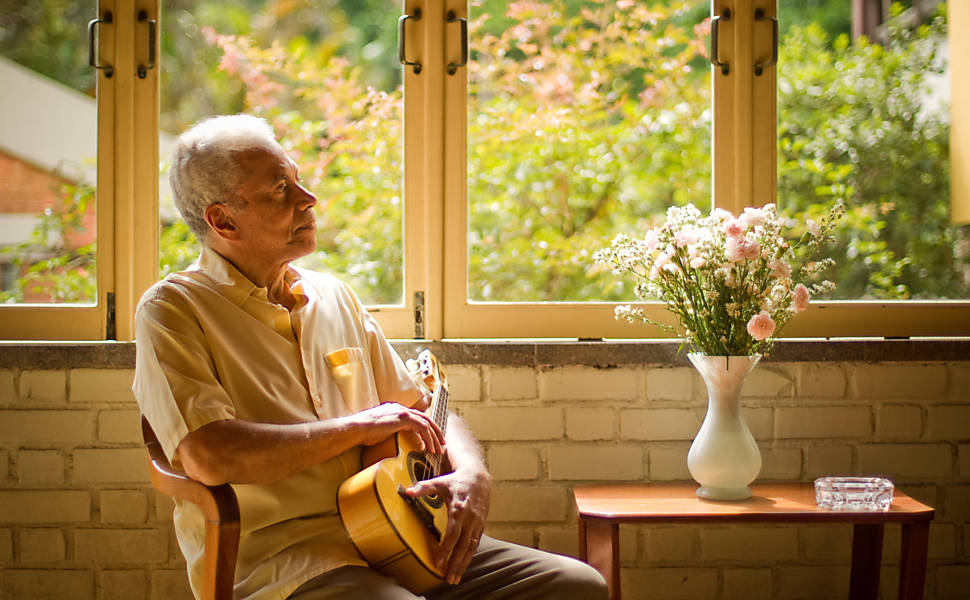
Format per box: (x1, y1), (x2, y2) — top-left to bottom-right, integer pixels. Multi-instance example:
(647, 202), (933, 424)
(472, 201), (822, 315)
(1, 338), (968, 369)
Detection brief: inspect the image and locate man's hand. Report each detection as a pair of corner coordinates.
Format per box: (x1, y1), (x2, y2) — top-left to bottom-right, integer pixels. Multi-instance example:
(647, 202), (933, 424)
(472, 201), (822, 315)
(405, 466), (491, 585)
(350, 402), (445, 455)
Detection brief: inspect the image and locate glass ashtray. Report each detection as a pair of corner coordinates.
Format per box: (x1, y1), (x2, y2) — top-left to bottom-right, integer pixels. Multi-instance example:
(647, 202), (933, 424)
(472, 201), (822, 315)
(814, 476), (894, 512)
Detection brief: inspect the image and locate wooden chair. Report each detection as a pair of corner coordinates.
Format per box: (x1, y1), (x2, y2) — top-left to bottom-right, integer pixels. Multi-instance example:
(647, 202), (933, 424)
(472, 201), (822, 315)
(142, 416), (240, 600)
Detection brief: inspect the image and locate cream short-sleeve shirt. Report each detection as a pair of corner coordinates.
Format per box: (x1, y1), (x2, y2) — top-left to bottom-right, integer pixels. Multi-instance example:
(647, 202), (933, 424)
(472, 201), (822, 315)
(133, 247), (423, 600)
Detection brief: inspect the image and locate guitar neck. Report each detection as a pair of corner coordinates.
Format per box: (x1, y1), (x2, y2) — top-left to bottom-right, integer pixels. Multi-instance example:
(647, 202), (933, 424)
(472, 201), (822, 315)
(430, 385), (449, 434)
(410, 349), (450, 478)
(427, 376), (449, 478)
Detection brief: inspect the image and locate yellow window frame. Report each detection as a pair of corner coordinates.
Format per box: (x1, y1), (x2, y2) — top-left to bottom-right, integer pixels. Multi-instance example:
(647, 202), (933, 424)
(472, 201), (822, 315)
(3, 0), (967, 341)
(0, 0), (159, 341)
(433, 0), (970, 340)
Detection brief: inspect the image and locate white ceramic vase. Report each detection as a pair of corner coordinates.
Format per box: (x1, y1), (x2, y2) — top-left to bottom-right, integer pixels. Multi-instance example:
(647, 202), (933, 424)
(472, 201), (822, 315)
(686, 353), (762, 501)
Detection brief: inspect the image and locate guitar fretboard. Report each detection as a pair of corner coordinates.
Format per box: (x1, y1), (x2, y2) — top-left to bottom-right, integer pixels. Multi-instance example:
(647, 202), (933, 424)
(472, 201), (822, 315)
(427, 384), (449, 478)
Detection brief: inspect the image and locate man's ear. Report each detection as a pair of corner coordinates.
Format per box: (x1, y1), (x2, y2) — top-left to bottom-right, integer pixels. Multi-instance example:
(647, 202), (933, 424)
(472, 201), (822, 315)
(204, 203), (238, 240)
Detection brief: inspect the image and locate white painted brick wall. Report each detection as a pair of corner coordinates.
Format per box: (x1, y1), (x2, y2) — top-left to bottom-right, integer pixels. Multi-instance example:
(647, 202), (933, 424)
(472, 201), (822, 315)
(620, 407), (702, 441)
(645, 367), (701, 402)
(775, 406), (872, 438)
(19, 370), (66, 402)
(854, 364), (948, 399)
(547, 445), (644, 480)
(462, 407), (563, 440)
(0, 369), (16, 401)
(68, 369), (136, 403)
(539, 366), (640, 401)
(876, 403), (923, 439)
(2, 357), (968, 600)
(564, 406), (615, 440)
(796, 364), (848, 399)
(486, 366), (538, 401)
(927, 405), (970, 440)
(486, 445), (541, 481)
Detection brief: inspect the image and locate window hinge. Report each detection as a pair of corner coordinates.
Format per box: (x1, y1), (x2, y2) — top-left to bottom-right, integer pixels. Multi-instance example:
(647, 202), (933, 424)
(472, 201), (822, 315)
(106, 292), (116, 340)
(414, 291), (425, 339)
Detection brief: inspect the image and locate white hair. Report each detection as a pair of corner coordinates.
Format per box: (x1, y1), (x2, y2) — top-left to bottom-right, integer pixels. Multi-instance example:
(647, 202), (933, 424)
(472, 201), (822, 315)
(169, 114), (278, 241)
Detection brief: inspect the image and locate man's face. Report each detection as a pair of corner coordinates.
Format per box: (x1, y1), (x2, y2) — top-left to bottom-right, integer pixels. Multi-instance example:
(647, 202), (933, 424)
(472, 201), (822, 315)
(226, 141), (318, 266)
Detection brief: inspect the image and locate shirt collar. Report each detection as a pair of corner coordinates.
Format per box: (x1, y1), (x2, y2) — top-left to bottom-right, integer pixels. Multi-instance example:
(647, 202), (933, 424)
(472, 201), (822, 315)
(192, 246), (307, 308)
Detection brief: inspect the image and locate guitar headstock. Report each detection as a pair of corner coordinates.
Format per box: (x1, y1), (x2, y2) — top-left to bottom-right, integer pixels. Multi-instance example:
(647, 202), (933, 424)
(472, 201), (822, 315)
(406, 349), (447, 395)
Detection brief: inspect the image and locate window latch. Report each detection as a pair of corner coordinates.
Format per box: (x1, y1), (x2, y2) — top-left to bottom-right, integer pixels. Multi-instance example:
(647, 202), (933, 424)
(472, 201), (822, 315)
(414, 291), (425, 339)
(87, 11), (114, 78)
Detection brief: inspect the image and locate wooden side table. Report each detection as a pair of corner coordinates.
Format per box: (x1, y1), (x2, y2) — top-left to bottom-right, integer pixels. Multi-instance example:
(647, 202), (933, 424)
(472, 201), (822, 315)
(574, 483), (934, 600)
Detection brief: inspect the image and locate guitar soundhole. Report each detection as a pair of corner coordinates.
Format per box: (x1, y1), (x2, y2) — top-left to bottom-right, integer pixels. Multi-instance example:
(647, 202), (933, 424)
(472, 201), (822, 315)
(407, 452), (444, 509)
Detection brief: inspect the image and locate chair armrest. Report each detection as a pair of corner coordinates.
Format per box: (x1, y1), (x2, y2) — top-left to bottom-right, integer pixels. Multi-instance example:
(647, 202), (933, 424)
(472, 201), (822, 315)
(141, 416), (240, 524)
(142, 416), (240, 600)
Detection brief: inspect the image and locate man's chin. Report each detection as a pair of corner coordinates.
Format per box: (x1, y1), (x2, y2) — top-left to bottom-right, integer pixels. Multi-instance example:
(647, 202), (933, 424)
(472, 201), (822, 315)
(289, 237), (318, 259)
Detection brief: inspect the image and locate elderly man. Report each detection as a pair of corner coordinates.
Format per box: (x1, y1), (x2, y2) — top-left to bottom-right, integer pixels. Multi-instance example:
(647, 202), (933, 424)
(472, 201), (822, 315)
(134, 114), (607, 600)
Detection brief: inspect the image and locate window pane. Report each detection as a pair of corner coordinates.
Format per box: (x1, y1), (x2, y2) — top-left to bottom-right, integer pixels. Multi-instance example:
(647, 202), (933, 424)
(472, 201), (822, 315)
(0, 1), (98, 304)
(466, 0), (711, 302)
(159, 0), (405, 305)
(778, 1), (968, 300)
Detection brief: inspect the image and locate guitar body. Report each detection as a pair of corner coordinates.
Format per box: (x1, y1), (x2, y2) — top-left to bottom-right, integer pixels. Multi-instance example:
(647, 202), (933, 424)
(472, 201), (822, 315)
(337, 429), (448, 594)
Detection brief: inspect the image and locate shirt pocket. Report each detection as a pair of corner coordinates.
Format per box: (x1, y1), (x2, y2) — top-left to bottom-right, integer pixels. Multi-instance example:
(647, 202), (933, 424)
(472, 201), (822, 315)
(325, 347), (370, 413)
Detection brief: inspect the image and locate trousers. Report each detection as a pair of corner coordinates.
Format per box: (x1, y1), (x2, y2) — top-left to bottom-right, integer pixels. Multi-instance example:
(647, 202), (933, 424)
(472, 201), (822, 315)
(288, 536), (608, 599)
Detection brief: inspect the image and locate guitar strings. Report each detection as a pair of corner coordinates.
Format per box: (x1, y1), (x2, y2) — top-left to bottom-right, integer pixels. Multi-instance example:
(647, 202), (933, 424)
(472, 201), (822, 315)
(428, 386), (449, 477)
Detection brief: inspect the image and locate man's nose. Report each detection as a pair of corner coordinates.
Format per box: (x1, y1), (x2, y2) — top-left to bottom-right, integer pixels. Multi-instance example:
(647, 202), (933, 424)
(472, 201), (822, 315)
(295, 184), (317, 210)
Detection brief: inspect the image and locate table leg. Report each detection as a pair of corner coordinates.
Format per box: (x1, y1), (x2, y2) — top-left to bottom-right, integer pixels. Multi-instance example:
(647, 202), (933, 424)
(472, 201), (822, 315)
(898, 521), (930, 600)
(578, 519), (587, 562)
(849, 523), (884, 600)
(582, 518), (620, 600)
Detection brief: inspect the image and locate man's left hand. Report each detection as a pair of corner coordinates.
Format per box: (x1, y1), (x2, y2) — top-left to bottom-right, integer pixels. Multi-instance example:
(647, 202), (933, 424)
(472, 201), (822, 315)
(405, 466), (491, 585)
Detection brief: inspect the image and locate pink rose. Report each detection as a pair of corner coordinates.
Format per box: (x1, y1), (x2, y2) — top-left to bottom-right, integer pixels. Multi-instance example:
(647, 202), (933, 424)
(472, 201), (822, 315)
(726, 237), (760, 262)
(740, 239), (760, 260)
(675, 227), (702, 248)
(770, 260), (792, 278)
(746, 310), (776, 341)
(723, 219), (745, 238)
(650, 251), (672, 280)
(792, 283), (810, 312)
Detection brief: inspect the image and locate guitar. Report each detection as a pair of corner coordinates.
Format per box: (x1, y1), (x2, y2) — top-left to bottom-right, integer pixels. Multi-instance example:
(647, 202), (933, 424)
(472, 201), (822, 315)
(337, 349), (450, 593)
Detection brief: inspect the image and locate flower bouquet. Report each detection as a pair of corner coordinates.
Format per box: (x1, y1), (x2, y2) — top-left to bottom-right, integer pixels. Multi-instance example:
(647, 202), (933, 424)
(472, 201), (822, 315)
(594, 201), (845, 356)
(595, 200), (844, 500)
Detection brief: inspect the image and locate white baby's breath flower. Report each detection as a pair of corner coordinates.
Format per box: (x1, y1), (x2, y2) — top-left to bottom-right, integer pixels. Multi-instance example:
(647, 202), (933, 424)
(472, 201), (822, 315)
(807, 219), (822, 237)
(740, 207), (766, 227)
(594, 201), (842, 356)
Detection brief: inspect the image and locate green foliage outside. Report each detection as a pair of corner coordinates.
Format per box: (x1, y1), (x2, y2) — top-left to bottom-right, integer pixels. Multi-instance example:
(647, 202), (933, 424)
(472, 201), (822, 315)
(466, 1), (711, 301)
(778, 5), (962, 299)
(0, 0), (97, 95)
(0, 181), (96, 303)
(1, 0), (967, 307)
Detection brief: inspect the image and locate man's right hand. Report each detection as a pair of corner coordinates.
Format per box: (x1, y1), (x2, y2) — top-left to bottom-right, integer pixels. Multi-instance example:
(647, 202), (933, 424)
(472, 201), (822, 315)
(349, 402), (445, 455)
(177, 402), (444, 486)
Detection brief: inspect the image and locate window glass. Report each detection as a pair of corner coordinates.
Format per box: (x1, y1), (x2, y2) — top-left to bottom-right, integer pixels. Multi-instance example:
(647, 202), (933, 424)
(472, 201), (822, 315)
(0, 1), (98, 304)
(778, 1), (967, 300)
(466, 0), (711, 302)
(159, 0), (405, 305)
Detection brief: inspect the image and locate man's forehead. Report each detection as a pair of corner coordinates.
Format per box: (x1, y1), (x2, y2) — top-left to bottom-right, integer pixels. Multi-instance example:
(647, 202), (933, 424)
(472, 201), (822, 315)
(234, 143), (294, 172)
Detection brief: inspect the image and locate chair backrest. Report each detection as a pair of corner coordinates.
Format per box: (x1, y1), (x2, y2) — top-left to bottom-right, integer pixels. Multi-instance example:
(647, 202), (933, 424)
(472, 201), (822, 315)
(142, 416), (240, 600)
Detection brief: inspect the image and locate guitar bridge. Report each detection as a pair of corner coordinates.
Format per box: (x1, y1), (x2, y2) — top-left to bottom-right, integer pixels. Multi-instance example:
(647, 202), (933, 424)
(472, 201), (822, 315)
(397, 484), (442, 542)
